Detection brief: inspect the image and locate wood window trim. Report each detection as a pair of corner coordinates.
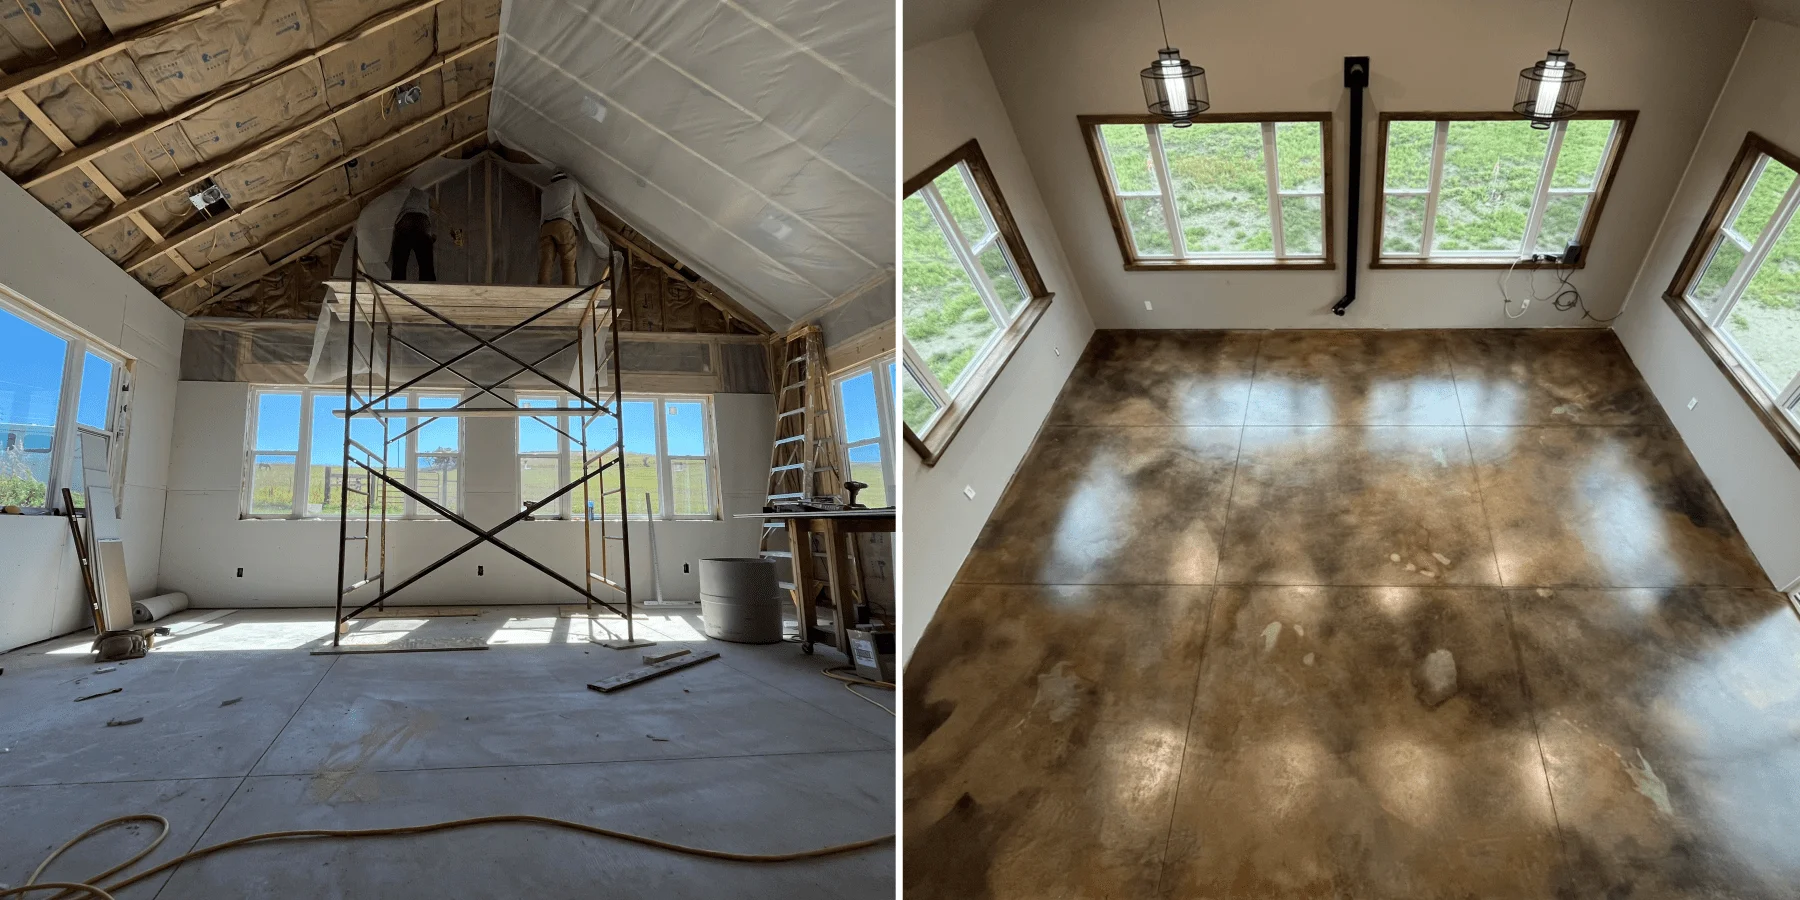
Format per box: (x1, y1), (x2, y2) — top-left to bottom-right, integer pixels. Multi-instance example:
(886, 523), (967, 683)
(902, 139), (1053, 466)
(1660, 131), (1800, 469)
(1078, 112), (1337, 271)
(1371, 110), (1638, 270)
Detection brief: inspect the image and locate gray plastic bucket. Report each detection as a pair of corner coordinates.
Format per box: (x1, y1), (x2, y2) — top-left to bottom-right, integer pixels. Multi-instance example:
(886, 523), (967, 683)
(698, 558), (782, 644)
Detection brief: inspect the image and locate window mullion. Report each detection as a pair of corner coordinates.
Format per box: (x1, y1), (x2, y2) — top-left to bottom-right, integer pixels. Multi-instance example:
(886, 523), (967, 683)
(1146, 124), (1187, 257)
(874, 358), (896, 498)
(655, 400), (673, 521)
(1421, 121), (1448, 257)
(901, 338), (951, 407)
(1520, 120), (1567, 258)
(47, 339), (83, 512)
(924, 183), (1009, 323)
(1711, 175), (1800, 328)
(405, 394), (418, 519)
(559, 416), (572, 519)
(294, 388), (314, 519)
(1775, 367), (1800, 409)
(1262, 122), (1286, 258)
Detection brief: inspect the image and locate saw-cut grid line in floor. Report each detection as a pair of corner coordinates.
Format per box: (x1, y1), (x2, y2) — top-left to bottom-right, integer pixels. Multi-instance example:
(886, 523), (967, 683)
(905, 329), (1800, 900)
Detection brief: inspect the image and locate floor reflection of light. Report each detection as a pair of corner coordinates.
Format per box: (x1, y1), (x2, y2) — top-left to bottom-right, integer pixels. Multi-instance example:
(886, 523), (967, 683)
(1101, 720), (1185, 812)
(1046, 461), (1126, 577)
(1373, 587), (1415, 619)
(1363, 732), (1443, 828)
(1581, 442), (1666, 584)
(1255, 735), (1332, 819)
(1668, 612), (1800, 883)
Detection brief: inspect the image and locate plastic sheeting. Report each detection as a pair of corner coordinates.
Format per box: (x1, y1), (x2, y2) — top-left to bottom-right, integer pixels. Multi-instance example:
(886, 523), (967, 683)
(332, 157), (612, 283)
(488, 0), (893, 326)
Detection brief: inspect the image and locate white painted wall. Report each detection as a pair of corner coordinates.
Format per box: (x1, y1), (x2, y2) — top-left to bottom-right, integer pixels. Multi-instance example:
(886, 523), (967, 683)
(0, 176), (183, 653)
(1614, 19), (1800, 592)
(974, 0), (1752, 329)
(902, 33), (1097, 662)
(158, 383), (775, 607)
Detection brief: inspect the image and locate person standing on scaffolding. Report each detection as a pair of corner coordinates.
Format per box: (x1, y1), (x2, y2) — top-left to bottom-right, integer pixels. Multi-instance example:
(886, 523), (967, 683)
(389, 186), (437, 281)
(538, 171), (580, 285)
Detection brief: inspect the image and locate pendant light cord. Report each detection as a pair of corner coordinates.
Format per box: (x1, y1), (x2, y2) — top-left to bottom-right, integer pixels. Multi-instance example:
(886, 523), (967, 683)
(1155, 0), (1170, 50)
(1556, 0), (1574, 50)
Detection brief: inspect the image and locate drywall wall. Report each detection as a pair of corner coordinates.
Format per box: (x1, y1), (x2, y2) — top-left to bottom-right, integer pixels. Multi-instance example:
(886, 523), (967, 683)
(902, 32), (1096, 662)
(1614, 18), (1800, 592)
(0, 174), (183, 654)
(974, 0), (1751, 329)
(157, 382), (775, 606)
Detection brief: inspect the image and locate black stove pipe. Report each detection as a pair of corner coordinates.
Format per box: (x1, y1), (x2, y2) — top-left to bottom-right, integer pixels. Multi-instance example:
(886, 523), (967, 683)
(1333, 57), (1370, 316)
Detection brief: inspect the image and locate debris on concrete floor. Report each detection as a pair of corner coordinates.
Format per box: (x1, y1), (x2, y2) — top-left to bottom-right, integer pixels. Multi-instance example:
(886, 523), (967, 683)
(588, 651), (720, 693)
(94, 666), (116, 674)
(644, 649), (691, 664)
(220, 697), (242, 707)
(647, 734), (669, 742)
(105, 717), (143, 727)
(74, 688), (122, 702)
(1414, 648), (1459, 709)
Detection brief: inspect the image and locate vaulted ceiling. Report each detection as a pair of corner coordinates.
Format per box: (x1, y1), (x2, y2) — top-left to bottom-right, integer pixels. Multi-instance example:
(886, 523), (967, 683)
(0, 0), (894, 328)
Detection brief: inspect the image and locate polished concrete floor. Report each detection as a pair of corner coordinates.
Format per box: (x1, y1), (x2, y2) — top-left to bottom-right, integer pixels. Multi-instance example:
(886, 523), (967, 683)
(904, 329), (1800, 899)
(0, 606), (893, 898)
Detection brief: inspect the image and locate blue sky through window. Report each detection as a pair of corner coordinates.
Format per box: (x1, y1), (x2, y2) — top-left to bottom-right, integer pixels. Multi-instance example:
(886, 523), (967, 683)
(839, 372), (880, 443)
(255, 393), (301, 451)
(77, 353), (112, 430)
(0, 306), (68, 431)
(665, 400), (705, 455)
(622, 400), (656, 455)
(519, 397), (560, 453)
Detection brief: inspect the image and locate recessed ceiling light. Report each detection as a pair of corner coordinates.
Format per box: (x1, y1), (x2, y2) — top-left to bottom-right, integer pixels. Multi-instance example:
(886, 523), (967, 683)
(580, 96), (607, 123)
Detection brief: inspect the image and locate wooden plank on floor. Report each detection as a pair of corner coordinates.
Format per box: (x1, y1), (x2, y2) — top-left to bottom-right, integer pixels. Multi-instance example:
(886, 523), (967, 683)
(587, 651), (719, 693)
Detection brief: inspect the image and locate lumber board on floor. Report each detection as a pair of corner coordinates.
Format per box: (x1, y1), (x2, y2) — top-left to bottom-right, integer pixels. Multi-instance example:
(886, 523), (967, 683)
(587, 651), (719, 693)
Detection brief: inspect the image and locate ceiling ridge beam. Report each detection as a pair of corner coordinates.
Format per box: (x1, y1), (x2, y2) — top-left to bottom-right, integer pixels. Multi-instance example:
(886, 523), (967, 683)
(129, 87), (493, 276)
(24, 0), (460, 192)
(164, 130), (487, 305)
(494, 86), (834, 304)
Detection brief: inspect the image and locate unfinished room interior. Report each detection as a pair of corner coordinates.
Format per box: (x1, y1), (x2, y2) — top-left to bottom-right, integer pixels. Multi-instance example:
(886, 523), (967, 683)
(0, 0), (896, 895)
(903, 0), (1800, 896)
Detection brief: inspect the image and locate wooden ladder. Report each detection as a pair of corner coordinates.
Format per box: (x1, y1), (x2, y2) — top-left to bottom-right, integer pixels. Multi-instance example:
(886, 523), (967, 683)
(759, 326), (845, 608)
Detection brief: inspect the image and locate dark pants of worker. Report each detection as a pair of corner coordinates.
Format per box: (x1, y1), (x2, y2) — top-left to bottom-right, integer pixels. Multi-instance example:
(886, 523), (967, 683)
(390, 212), (436, 281)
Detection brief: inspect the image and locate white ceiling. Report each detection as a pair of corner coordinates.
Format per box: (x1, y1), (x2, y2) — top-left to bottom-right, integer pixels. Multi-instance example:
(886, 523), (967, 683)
(490, 0), (895, 326)
(905, 0), (996, 48)
(1749, 0), (1800, 23)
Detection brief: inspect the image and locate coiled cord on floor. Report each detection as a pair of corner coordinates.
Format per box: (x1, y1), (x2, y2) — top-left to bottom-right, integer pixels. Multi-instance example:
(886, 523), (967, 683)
(1, 813), (894, 899)
(822, 665), (895, 715)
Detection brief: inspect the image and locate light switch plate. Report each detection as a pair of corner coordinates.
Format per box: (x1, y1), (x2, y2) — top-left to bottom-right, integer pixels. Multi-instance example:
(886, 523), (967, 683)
(1144, 301), (1153, 310)
(963, 485), (976, 500)
(1687, 397), (1699, 410)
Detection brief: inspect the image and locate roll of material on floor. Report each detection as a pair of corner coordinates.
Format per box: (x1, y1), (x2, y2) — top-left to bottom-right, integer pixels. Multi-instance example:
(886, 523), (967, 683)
(698, 558), (781, 644)
(132, 592), (190, 624)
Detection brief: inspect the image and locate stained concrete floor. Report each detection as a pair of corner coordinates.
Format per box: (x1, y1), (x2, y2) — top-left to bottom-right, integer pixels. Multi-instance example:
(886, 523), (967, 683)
(0, 605), (894, 898)
(904, 329), (1800, 899)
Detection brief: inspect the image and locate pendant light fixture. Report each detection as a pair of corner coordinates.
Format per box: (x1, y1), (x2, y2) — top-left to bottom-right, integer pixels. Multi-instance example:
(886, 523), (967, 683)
(1141, 0), (1207, 127)
(1514, 0), (1586, 129)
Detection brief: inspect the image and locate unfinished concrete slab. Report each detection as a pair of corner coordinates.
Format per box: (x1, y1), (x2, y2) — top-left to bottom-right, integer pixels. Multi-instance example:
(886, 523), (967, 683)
(0, 606), (894, 898)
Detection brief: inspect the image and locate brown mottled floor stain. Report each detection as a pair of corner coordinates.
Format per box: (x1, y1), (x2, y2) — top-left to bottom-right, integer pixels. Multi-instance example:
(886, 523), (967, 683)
(905, 329), (1797, 900)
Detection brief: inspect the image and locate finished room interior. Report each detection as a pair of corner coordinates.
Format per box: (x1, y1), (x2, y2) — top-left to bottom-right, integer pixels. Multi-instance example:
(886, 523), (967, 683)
(902, 0), (1800, 897)
(0, 0), (896, 896)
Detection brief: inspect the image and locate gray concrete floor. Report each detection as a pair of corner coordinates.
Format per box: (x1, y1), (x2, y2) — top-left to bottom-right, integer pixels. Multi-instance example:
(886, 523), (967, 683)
(0, 606), (894, 898)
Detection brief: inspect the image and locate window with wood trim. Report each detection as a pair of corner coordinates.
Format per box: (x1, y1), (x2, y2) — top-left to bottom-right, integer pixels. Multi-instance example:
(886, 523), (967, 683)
(0, 293), (129, 514)
(1081, 114), (1333, 269)
(1668, 133), (1800, 442)
(1376, 112), (1635, 266)
(902, 139), (1051, 463)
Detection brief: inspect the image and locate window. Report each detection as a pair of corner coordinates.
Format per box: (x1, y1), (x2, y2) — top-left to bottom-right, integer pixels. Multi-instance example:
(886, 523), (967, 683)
(833, 356), (896, 508)
(245, 386), (459, 519)
(1668, 133), (1800, 450)
(520, 394), (716, 520)
(902, 139), (1050, 464)
(1376, 112), (1635, 266)
(1083, 114), (1333, 269)
(0, 293), (127, 513)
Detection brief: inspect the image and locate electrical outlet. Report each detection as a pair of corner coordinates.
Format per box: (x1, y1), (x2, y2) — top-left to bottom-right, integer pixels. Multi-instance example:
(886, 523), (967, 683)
(963, 485), (976, 500)
(236, 567), (243, 578)
(1144, 300), (1154, 310)
(1687, 397), (1699, 410)
(478, 565), (485, 576)
(1054, 346), (1060, 356)
(682, 562), (690, 574)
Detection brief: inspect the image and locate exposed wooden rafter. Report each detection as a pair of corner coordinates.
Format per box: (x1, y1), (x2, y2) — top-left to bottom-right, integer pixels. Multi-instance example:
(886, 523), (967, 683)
(584, 197), (773, 335)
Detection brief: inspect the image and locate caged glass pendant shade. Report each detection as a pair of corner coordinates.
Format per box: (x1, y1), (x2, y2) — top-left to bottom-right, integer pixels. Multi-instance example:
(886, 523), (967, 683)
(1143, 48), (1208, 126)
(1514, 48), (1585, 129)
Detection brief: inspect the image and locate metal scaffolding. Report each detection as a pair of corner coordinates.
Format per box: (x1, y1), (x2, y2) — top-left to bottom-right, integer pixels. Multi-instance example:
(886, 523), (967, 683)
(329, 238), (634, 647)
